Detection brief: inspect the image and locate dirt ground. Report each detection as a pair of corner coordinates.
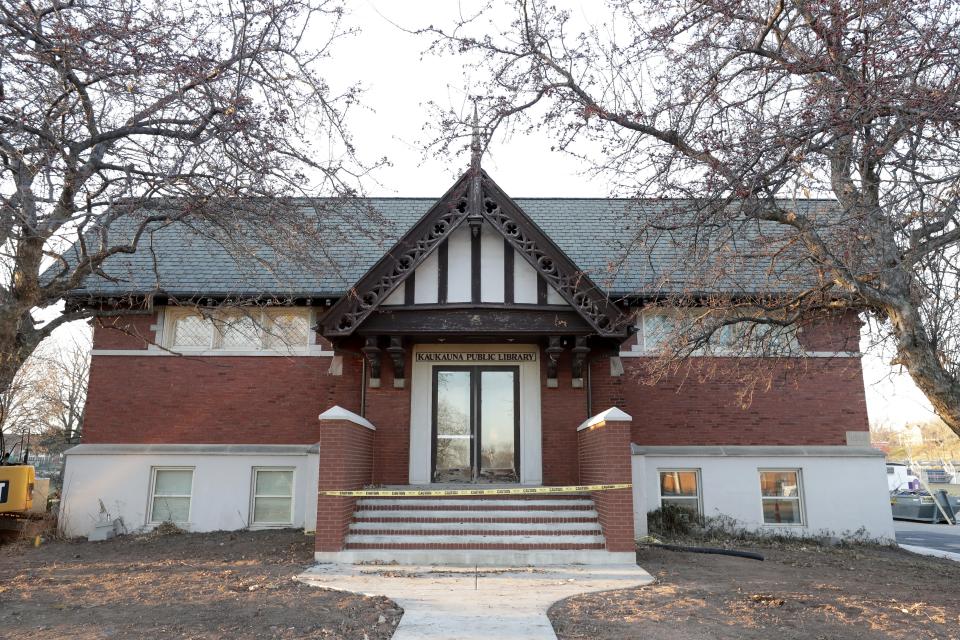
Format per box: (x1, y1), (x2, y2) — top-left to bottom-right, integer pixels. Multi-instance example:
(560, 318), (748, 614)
(0, 528), (401, 639)
(4, 528), (958, 639)
(549, 542), (960, 639)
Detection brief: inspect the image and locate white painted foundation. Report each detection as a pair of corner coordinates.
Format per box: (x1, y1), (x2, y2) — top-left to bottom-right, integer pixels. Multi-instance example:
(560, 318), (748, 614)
(60, 444), (319, 538)
(631, 445), (895, 541)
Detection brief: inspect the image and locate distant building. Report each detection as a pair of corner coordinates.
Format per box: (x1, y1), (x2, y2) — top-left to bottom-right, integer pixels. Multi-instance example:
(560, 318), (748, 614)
(899, 425), (925, 448)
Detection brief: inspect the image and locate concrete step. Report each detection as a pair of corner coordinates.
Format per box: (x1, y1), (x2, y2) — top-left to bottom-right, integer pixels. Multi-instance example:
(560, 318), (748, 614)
(315, 548), (636, 565)
(345, 533), (606, 546)
(349, 520), (601, 533)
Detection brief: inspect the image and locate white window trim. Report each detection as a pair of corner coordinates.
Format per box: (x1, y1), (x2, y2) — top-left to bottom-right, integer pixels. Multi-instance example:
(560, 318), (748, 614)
(249, 467), (295, 528)
(657, 468), (703, 516)
(161, 307), (318, 355)
(758, 468), (805, 527)
(147, 466), (194, 525)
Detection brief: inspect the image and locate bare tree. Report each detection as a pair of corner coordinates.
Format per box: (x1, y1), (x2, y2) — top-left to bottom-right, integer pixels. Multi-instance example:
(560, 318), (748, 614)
(0, 0), (378, 396)
(0, 350), (44, 459)
(33, 333), (90, 454)
(423, 0), (960, 434)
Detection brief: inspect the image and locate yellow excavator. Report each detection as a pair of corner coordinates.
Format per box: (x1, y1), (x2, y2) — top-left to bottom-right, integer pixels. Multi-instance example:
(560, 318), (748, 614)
(0, 438), (37, 516)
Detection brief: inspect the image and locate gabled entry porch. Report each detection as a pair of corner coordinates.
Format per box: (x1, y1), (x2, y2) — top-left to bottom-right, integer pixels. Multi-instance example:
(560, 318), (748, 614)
(313, 144), (638, 564)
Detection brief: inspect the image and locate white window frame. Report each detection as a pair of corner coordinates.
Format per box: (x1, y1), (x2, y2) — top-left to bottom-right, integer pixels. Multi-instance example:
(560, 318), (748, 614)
(249, 467), (295, 528)
(147, 466), (194, 525)
(758, 468), (805, 526)
(162, 307), (314, 354)
(657, 468), (702, 517)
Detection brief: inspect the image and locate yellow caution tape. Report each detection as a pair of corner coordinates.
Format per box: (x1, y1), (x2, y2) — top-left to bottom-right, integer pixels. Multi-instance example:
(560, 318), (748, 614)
(319, 483), (631, 497)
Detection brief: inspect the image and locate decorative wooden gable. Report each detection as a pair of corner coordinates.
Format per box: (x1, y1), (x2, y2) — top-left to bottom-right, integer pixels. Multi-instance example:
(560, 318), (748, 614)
(378, 216), (568, 307)
(319, 168), (631, 339)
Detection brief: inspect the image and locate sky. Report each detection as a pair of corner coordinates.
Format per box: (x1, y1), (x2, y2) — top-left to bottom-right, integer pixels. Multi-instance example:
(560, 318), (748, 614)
(43, 0), (939, 430)
(306, 0), (939, 429)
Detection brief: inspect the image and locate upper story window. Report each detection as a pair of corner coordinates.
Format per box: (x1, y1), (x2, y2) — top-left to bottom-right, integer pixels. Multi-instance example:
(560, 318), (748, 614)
(171, 313), (214, 348)
(638, 308), (800, 356)
(165, 307), (312, 353)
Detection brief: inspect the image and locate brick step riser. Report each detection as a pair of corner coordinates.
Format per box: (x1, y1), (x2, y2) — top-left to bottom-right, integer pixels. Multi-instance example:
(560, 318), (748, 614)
(344, 543), (608, 550)
(353, 517), (599, 524)
(349, 529), (601, 537)
(356, 495), (591, 501)
(355, 505), (595, 512)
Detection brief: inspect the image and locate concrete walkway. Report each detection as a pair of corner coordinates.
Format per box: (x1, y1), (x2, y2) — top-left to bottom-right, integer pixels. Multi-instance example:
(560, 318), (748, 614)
(298, 563), (654, 639)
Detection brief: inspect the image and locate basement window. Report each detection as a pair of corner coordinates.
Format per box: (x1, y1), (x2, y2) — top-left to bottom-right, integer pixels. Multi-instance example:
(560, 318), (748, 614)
(658, 469), (702, 517)
(759, 469), (804, 525)
(251, 468), (294, 526)
(148, 467), (194, 524)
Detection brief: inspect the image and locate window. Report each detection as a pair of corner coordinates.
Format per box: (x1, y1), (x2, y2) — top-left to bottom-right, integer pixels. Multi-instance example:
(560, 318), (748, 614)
(165, 308), (312, 352)
(265, 311), (310, 349)
(251, 468), (294, 526)
(658, 469), (701, 517)
(639, 308), (800, 356)
(642, 312), (678, 353)
(149, 468), (194, 524)
(171, 313), (214, 348)
(218, 312), (263, 349)
(759, 469), (804, 525)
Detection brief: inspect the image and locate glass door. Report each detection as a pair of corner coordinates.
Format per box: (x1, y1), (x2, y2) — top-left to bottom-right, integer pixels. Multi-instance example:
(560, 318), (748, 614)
(432, 366), (519, 483)
(432, 369), (473, 482)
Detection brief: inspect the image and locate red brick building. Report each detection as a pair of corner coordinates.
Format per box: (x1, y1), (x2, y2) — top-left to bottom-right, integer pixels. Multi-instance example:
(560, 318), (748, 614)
(60, 162), (894, 563)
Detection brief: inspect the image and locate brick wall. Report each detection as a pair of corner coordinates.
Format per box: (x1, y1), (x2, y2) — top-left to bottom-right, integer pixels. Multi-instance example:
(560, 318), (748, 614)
(604, 357), (868, 446)
(315, 418), (374, 552)
(84, 312), (362, 445)
(797, 311), (862, 352)
(578, 416), (635, 551)
(365, 350), (412, 485)
(540, 348), (587, 486)
(598, 312), (869, 446)
(85, 310), (869, 458)
(85, 353), (362, 444)
(93, 313), (157, 349)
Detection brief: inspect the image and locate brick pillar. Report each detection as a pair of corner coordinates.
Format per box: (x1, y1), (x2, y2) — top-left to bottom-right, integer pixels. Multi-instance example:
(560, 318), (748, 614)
(577, 407), (635, 552)
(315, 406), (375, 553)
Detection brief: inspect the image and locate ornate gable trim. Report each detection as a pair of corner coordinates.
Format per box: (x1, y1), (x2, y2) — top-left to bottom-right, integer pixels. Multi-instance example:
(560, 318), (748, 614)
(320, 174), (472, 335)
(319, 170), (631, 338)
(479, 174), (630, 336)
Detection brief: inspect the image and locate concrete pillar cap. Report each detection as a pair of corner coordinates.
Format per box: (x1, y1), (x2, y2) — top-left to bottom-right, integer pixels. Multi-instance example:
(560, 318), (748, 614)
(577, 406), (633, 431)
(319, 405), (376, 430)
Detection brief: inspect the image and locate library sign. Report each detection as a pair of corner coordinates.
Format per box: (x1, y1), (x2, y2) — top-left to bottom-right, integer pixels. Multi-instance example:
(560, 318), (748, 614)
(415, 351), (537, 363)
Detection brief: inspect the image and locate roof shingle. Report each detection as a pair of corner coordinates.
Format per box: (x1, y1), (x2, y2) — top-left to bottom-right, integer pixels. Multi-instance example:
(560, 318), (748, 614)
(61, 197), (838, 299)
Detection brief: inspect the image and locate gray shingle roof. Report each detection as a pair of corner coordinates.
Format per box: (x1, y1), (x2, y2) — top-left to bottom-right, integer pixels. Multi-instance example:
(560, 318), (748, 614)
(61, 196), (839, 300)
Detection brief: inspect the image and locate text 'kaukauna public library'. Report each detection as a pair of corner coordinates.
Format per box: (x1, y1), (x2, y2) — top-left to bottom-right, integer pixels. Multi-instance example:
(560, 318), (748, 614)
(59, 159), (894, 564)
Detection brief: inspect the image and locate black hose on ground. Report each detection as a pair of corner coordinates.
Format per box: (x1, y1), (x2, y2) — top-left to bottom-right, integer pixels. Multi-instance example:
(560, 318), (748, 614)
(643, 542), (764, 561)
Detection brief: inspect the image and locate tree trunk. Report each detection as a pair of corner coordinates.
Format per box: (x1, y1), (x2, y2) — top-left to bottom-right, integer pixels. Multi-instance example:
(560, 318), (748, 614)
(888, 302), (960, 436)
(0, 306), (43, 400)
